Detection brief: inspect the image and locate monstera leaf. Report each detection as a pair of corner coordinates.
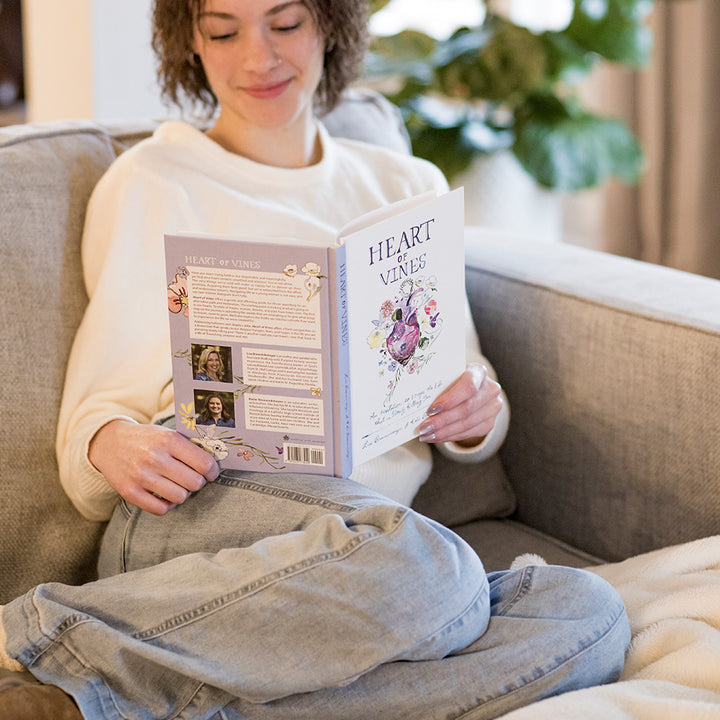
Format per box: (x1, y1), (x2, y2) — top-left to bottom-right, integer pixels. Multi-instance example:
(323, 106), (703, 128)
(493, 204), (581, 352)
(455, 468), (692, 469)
(564, 0), (654, 66)
(366, 0), (671, 189)
(513, 94), (644, 190)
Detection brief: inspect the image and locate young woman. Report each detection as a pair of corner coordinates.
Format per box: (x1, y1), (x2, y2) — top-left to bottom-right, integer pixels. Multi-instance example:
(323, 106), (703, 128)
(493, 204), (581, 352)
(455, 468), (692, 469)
(0, 1), (630, 718)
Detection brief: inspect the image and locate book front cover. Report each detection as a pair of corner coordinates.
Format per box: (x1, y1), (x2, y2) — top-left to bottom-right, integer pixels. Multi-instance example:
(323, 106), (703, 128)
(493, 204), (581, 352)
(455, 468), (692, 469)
(165, 234), (336, 475)
(340, 188), (467, 469)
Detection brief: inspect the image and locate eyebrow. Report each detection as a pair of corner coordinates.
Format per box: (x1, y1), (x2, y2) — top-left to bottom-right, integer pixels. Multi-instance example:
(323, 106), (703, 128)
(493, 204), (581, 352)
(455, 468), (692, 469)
(198, 2), (305, 20)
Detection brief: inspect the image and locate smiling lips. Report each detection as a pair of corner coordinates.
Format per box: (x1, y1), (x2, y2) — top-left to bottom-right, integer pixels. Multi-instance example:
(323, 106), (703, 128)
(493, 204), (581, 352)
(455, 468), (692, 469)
(242, 78), (293, 99)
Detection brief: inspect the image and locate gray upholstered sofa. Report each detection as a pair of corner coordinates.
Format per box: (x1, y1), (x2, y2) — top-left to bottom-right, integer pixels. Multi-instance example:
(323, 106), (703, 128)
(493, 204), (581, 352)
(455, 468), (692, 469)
(1, 91), (719, 613)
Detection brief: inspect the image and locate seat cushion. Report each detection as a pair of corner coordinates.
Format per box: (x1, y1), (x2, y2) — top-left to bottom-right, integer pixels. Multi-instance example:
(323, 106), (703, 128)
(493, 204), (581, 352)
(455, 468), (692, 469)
(453, 518), (605, 573)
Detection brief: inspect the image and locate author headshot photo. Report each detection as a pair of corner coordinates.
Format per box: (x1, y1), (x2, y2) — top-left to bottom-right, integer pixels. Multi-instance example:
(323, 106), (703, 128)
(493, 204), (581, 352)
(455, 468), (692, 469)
(196, 391), (235, 428)
(193, 345), (231, 382)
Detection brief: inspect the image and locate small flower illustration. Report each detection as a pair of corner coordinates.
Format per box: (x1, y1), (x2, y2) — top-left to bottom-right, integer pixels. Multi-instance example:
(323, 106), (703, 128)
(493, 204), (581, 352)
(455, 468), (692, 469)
(190, 425), (229, 461)
(284, 260), (325, 301)
(302, 262), (322, 276)
(311, 387), (322, 396)
(424, 299), (438, 316)
(400, 279), (414, 295)
(381, 299), (394, 317)
(304, 274), (320, 301)
(167, 272), (189, 317)
(238, 450), (254, 461)
(179, 402), (196, 431)
(367, 327), (385, 349)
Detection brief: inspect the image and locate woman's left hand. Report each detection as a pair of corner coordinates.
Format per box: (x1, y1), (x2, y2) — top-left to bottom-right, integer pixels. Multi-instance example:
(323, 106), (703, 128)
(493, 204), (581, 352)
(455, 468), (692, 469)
(416, 363), (503, 447)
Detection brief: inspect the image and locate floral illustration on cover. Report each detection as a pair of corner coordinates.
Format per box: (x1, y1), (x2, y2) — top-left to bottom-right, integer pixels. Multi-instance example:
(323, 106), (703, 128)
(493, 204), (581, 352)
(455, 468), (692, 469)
(167, 267), (189, 317)
(368, 276), (442, 403)
(180, 403), (286, 469)
(283, 262), (326, 301)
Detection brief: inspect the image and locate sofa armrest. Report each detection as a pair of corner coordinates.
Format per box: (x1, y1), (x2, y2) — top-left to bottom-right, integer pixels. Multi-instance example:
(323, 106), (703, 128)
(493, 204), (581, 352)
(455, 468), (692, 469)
(464, 228), (720, 561)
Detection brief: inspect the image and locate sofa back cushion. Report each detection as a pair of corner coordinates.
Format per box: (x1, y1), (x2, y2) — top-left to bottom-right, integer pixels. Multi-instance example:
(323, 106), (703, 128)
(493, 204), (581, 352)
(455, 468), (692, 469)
(0, 122), (121, 601)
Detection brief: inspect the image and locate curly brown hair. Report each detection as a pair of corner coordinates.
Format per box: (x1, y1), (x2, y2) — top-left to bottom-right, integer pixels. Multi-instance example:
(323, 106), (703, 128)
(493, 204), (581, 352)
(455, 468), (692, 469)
(151, 0), (369, 117)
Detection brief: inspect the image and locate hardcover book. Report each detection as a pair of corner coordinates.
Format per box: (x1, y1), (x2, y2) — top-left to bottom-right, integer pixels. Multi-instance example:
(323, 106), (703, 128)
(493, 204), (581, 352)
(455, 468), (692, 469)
(164, 187), (466, 477)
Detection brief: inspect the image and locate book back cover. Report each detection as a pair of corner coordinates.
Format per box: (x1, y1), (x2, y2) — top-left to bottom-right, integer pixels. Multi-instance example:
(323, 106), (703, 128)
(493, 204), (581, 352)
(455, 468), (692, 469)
(165, 234), (338, 475)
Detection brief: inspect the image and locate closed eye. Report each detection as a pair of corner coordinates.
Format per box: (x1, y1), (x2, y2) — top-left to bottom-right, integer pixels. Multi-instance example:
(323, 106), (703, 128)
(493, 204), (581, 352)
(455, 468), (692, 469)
(273, 22), (302, 32)
(210, 32), (237, 41)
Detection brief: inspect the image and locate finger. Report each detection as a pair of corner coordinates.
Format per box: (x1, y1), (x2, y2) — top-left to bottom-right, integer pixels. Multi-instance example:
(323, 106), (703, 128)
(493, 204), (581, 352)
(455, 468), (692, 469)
(418, 387), (503, 443)
(121, 483), (176, 516)
(141, 472), (192, 506)
(419, 373), (500, 434)
(427, 364), (488, 415)
(428, 402), (502, 444)
(159, 454), (209, 494)
(170, 432), (220, 481)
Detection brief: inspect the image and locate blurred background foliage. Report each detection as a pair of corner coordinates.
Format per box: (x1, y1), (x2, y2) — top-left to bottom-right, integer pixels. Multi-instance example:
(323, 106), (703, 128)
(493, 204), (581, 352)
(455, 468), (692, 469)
(366, 0), (683, 191)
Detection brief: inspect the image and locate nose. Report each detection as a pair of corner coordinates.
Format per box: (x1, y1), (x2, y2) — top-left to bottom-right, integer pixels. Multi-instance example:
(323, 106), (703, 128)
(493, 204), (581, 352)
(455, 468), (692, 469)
(242, 28), (279, 73)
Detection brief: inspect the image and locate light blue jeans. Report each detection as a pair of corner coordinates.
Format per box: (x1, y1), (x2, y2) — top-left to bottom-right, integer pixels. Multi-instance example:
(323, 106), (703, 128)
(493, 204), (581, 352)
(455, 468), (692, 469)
(2, 471), (630, 720)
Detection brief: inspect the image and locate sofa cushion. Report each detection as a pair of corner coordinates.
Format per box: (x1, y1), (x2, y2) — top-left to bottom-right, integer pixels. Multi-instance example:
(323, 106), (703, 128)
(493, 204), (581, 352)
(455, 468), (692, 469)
(465, 231), (720, 561)
(0, 122), (120, 601)
(412, 449), (516, 527)
(452, 518), (603, 573)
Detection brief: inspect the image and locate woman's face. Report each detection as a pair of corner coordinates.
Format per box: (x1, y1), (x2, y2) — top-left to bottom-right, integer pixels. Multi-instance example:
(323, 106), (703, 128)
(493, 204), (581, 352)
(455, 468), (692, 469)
(208, 397), (224, 416)
(207, 352), (221, 373)
(193, 0), (325, 135)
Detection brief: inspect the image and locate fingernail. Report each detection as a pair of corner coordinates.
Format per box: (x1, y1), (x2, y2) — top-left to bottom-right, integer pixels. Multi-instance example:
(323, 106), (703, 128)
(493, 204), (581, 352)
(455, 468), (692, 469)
(417, 422), (435, 442)
(470, 365), (486, 390)
(427, 406), (442, 416)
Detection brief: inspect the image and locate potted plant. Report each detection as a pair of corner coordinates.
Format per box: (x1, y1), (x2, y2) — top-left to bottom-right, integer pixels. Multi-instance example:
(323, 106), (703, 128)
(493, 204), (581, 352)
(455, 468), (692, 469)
(366, 0), (666, 196)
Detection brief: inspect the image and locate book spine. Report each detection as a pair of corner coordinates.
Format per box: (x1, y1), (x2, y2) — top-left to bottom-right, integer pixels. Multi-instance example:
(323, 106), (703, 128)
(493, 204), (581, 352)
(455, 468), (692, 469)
(329, 244), (352, 477)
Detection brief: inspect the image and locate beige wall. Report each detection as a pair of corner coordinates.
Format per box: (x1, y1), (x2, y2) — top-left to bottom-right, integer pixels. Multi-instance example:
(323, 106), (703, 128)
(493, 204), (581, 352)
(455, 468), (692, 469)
(22, 0), (166, 121)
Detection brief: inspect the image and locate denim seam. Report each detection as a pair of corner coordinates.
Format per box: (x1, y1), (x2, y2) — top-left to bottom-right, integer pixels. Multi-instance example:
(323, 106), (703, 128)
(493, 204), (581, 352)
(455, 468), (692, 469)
(452, 599), (628, 720)
(118, 500), (135, 574)
(492, 566), (534, 616)
(28, 613), (207, 720)
(133, 505), (408, 640)
(213, 475), (358, 513)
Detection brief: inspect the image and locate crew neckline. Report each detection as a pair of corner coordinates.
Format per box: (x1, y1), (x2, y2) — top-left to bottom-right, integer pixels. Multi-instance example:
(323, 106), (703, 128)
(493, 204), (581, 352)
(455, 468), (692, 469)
(155, 120), (334, 188)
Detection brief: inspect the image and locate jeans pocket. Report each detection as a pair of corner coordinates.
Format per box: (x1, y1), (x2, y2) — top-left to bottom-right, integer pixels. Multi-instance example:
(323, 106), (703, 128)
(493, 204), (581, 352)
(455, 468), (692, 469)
(97, 498), (140, 578)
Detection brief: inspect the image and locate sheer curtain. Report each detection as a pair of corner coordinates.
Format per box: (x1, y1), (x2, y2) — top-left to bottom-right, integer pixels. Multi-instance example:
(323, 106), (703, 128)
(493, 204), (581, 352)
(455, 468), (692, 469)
(601, 0), (720, 279)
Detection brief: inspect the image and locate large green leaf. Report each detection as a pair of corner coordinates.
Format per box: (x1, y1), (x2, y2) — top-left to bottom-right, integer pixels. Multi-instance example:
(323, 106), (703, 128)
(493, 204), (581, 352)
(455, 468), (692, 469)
(435, 20), (548, 102)
(398, 96), (512, 181)
(409, 124), (478, 181)
(541, 30), (598, 85)
(564, 0), (654, 65)
(366, 30), (437, 82)
(513, 94), (644, 190)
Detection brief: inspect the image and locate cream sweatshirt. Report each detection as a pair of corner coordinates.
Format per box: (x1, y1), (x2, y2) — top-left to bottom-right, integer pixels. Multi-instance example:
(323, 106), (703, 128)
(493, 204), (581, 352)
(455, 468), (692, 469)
(56, 121), (509, 521)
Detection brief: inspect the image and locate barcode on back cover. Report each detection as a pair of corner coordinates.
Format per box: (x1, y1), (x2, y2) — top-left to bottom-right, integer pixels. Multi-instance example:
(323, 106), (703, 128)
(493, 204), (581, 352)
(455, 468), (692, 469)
(284, 443), (325, 466)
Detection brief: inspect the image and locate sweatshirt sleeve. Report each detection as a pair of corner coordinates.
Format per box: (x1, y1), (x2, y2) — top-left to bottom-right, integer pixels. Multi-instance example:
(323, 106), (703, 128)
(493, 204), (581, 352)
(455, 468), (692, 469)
(435, 295), (511, 465)
(56, 155), (193, 520)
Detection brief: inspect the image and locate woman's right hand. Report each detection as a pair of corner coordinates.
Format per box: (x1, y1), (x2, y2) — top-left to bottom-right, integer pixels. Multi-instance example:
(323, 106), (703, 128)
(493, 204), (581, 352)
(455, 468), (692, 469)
(88, 419), (220, 515)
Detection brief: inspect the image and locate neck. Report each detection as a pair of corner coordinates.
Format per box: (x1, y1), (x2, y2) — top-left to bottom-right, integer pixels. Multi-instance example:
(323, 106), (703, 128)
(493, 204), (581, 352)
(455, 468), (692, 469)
(206, 112), (322, 168)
